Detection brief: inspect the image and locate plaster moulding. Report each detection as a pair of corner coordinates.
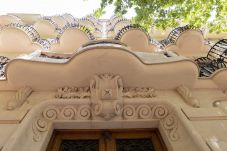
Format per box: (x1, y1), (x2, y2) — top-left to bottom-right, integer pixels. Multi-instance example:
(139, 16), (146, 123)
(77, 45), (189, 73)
(2, 99), (209, 151)
(31, 101), (178, 142)
(55, 74), (156, 120)
(2, 74), (209, 151)
(90, 74), (123, 120)
(55, 86), (156, 99)
(176, 85), (200, 108)
(6, 86), (33, 110)
(2, 46), (199, 91)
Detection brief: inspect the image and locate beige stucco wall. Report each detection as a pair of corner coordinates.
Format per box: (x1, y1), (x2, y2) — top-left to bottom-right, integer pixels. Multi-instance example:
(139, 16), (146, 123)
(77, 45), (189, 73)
(0, 14), (227, 151)
(0, 46), (227, 151)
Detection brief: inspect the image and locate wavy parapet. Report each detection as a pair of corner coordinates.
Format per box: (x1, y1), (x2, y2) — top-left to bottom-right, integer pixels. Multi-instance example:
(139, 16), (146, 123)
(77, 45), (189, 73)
(1, 46), (199, 90)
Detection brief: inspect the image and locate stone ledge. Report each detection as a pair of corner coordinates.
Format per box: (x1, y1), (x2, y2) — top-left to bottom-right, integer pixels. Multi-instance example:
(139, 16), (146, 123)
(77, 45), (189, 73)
(0, 109), (29, 124)
(181, 108), (227, 121)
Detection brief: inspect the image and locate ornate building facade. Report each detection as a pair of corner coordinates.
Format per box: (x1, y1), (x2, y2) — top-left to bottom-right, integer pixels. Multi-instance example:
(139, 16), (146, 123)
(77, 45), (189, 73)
(0, 14), (227, 151)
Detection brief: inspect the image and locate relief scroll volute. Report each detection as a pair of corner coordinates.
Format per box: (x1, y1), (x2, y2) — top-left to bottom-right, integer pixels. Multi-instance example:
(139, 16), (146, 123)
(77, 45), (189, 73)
(90, 74), (123, 120)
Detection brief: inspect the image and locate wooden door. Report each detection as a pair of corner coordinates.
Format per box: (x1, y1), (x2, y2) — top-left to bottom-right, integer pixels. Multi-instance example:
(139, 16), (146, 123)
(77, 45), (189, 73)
(47, 129), (167, 151)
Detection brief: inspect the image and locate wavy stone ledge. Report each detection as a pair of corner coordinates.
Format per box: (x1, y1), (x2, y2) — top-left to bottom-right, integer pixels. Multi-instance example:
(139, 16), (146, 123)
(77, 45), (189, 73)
(2, 46), (199, 90)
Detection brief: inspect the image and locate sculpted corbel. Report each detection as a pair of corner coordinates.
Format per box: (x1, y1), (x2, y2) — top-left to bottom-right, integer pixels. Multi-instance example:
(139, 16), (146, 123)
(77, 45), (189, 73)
(90, 74), (123, 120)
(176, 85), (200, 108)
(6, 86), (33, 110)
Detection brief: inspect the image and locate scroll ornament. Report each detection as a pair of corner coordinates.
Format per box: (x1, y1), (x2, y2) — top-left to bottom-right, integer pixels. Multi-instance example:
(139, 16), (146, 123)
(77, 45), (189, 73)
(122, 104), (168, 120)
(32, 104), (91, 141)
(32, 103), (179, 142)
(161, 113), (179, 141)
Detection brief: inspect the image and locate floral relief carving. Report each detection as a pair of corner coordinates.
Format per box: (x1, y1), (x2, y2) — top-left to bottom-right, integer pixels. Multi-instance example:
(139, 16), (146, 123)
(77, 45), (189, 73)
(55, 87), (90, 99)
(32, 74), (178, 142)
(55, 87), (156, 99)
(123, 87), (156, 98)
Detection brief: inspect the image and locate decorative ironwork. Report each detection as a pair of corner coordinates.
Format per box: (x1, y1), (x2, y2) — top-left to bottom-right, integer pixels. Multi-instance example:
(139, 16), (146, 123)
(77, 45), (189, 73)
(114, 24), (162, 49)
(59, 140), (99, 151)
(108, 17), (130, 32)
(159, 39), (172, 48)
(116, 139), (155, 151)
(0, 56), (10, 78)
(114, 24), (148, 40)
(78, 15), (102, 33)
(167, 25), (203, 44)
(204, 40), (215, 47)
(40, 53), (70, 59)
(36, 39), (51, 50)
(195, 39), (227, 77)
(42, 16), (61, 32)
(60, 22), (95, 40)
(81, 39), (127, 48)
(4, 23), (40, 41)
(2, 23), (50, 50)
(62, 13), (77, 24)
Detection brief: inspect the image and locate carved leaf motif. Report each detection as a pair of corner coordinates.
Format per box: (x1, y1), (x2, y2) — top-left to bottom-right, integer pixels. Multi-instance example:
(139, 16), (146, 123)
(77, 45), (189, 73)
(55, 86), (91, 99)
(123, 87), (156, 98)
(7, 86), (33, 110)
(176, 85), (200, 108)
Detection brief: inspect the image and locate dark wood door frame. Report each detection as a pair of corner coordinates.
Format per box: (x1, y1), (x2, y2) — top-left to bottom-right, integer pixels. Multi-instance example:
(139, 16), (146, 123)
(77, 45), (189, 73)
(46, 129), (168, 151)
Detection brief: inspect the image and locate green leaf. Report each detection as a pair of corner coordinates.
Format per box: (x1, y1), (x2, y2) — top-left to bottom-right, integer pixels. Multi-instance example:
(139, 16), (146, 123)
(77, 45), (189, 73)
(91, 0), (227, 32)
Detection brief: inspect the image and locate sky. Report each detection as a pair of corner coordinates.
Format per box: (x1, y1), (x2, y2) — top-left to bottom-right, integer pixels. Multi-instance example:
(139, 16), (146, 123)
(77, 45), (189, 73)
(0, 0), (136, 19)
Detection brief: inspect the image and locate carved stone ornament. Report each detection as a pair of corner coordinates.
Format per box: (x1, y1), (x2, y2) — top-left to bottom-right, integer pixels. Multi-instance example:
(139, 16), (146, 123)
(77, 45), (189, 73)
(90, 74), (123, 120)
(123, 87), (156, 98)
(32, 102), (179, 142)
(7, 86), (33, 110)
(30, 74), (178, 142)
(32, 104), (91, 142)
(56, 86), (156, 99)
(55, 74), (157, 120)
(55, 87), (90, 99)
(176, 85), (200, 108)
(161, 113), (179, 141)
